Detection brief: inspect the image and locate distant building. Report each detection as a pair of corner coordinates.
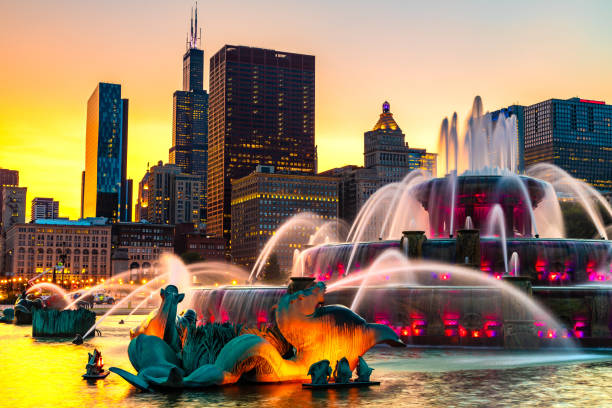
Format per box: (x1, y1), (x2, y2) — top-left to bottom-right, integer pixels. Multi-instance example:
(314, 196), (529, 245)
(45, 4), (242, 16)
(0, 168), (18, 187)
(31, 197), (59, 221)
(4, 218), (111, 282)
(83, 82), (132, 222)
(135, 161), (201, 226)
(364, 101), (437, 183)
(319, 165), (378, 223)
(169, 5), (209, 226)
(0, 186), (26, 233)
(323, 102), (437, 224)
(523, 98), (612, 192)
(174, 223), (225, 262)
(207, 45), (316, 241)
(111, 222), (175, 280)
(231, 166), (338, 271)
(490, 105), (526, 172)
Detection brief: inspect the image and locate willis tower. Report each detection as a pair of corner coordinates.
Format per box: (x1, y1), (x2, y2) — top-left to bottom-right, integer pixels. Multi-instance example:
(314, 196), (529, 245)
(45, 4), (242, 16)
(169, 3), (209, 228)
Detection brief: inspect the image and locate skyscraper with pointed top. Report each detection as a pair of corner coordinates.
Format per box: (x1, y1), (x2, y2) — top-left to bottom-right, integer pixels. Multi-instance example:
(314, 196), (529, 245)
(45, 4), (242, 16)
(169, 3), (209, 229)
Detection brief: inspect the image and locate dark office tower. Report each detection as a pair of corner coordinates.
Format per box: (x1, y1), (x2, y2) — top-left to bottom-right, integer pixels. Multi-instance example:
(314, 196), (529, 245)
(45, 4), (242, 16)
(83, 82), (130, 222)
(524, 98), (612, 191)
(207, 45), (316, 241)
(169, 4), (209, 226)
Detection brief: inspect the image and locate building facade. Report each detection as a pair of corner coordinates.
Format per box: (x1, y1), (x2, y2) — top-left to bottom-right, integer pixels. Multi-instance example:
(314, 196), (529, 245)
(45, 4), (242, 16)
(83, 82), (132, 222)
(111, 222), (175, 280)
(323, 102), (437, 224)
(364, 101), (437, 184)
(208, 45), (316, 241)
(31, 197), (59, 221)
(1, 186), (26, 233)
(169, 8), (209, 226)
(523, 98), (612, 192)
(319, 165), (378, 223)
(135, 161), (201, 226)
(174, 223), (226, 261)
(231, 166), (337, 271)
(490, 104), (526, 172)
(3, 218), (111, 283)
(0, 168), (18, 187)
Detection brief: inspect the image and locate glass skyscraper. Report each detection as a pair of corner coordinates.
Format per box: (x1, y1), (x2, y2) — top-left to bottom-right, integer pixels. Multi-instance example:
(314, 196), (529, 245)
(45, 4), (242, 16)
(83, 82), (131, 222)
(169, 9), (209, 227)
(524, 98), (612, 191)
(207, 45), (316, 242)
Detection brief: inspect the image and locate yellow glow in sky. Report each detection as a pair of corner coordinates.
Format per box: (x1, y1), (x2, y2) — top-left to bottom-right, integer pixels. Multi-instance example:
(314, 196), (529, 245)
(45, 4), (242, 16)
(1, 1), (612, 219)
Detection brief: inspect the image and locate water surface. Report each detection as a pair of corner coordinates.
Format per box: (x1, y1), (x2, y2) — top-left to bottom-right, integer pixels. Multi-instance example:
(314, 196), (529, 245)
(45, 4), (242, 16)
(1, 316), (611, 407)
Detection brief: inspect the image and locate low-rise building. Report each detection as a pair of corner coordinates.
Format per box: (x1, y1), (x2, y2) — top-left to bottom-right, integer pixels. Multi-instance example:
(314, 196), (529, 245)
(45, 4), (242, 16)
(3, 218), (111, 285)
(111, 221), (175, 280)
(174, 223), (225, 261)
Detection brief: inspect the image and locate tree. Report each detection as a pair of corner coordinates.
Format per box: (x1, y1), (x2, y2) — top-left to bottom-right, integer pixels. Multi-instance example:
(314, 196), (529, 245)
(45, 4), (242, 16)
(560, 201), (611, 239)
(181, 251), (203, 265)
(262, 253), (284, 284)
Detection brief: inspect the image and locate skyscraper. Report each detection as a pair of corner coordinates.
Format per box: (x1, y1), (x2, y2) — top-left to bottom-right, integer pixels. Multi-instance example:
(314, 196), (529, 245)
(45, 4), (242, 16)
(83, 82), (132, 222)
(364, 101), (437, 184)
(31, 197), (59, 221)
(321, 102), (437, 224)
(169, 5), (209, 227)
(524, 98), (612, 191)
(135, 161), (201, 226)
(208, 45), (316, 241)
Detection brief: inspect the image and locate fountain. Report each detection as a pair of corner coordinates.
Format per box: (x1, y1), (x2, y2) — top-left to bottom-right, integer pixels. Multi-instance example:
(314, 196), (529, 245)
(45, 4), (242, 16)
(210, 96), (612, 349)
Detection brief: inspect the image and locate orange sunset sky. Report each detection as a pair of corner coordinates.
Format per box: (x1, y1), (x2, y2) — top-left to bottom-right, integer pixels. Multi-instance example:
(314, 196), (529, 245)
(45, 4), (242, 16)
(1, 0), (612, 219)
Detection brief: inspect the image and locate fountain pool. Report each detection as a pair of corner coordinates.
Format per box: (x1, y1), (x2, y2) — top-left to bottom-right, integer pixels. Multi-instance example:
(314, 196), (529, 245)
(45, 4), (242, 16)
(1, 317), (612, 407)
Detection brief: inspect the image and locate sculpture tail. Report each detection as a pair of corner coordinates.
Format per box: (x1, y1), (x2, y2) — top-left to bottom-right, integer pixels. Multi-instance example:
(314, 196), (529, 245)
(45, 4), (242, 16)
(368, 323), (404, 347)
(214, 334), (303, 383)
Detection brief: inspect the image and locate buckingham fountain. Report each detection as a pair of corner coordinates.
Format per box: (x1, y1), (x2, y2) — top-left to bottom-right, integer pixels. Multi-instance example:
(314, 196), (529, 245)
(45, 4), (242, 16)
(182, 96), (612, 356)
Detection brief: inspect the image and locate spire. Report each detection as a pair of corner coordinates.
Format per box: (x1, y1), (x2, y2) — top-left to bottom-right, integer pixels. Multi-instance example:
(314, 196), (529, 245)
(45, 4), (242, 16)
(187, 2), (201, 50)
(372, 100), (400, 131)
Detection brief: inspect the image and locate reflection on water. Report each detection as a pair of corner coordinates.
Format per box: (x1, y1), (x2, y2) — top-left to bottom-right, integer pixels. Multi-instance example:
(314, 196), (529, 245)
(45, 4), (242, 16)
(1, 316), (612, 407)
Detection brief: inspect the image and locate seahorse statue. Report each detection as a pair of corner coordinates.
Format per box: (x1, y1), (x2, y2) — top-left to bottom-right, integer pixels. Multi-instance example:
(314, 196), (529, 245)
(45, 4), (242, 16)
(111, 282), (402, 390)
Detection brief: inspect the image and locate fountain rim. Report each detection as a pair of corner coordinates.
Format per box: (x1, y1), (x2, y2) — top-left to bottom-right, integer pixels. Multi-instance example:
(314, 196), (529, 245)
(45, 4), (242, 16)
(301, 236), (612, 250)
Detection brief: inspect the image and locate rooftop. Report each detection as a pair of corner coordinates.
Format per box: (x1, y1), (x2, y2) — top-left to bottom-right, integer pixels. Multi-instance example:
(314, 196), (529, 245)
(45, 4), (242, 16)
(372, 101), (401, 131)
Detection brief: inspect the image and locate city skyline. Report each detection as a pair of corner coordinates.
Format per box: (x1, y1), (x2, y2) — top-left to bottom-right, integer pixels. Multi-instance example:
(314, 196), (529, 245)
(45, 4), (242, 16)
(2, 1), (612, 219)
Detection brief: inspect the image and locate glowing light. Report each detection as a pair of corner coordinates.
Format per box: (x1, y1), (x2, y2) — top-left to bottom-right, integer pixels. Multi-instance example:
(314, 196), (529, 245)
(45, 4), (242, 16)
(231, 280), (237, 286)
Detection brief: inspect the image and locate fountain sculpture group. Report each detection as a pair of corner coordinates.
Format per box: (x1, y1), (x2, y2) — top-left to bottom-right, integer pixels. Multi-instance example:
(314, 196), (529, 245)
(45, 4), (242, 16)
(110, 281), (401, 391)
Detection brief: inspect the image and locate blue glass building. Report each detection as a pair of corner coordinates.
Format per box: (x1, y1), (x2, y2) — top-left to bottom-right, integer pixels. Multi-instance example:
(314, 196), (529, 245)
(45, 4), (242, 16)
(83, 82), (131, 222)
(490, 105), (526, 172)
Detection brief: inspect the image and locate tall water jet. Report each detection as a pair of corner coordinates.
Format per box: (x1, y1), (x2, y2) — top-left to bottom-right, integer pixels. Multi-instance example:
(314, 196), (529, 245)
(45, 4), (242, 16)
(497, 175), (540, 237)
(250, 212), (322, 282)
(486, 204), (509, 276)
(509, 252), (520, 277)
(465, 216), (474, 230)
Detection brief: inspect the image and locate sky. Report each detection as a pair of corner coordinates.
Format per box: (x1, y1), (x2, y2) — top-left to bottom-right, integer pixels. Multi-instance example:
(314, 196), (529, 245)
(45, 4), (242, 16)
(1, 0), (612, 220)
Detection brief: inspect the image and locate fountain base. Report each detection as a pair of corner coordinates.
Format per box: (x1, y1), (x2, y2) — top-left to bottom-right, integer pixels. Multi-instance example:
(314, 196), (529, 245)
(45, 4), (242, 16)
(33, 308), (96, 338)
